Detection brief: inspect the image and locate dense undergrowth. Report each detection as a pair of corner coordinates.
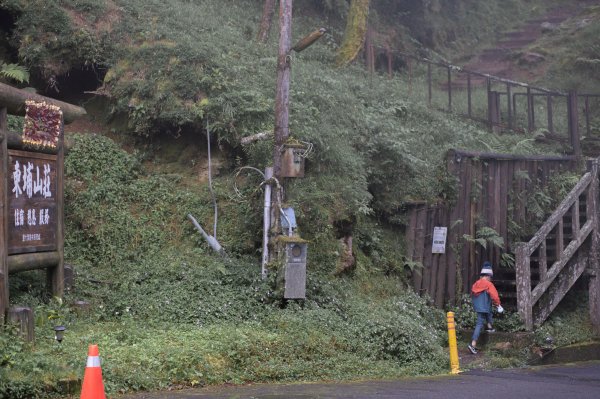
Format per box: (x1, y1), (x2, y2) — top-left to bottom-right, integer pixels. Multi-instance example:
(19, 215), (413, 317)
(0, 0), (598, 398)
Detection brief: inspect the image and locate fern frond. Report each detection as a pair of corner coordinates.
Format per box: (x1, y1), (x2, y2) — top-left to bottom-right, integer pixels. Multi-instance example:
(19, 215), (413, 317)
(0, 62), (30, 84)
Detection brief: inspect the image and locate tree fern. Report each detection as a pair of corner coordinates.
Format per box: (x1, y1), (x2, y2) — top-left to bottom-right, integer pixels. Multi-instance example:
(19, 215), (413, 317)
(0, 62), (30, 84)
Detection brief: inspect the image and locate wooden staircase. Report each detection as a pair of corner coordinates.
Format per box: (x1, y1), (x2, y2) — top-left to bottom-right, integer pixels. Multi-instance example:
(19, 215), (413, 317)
(515, 160), (600, 330)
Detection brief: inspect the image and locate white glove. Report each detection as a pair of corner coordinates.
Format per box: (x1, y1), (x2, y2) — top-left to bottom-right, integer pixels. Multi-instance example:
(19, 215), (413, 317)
(497, 305), (504, 314)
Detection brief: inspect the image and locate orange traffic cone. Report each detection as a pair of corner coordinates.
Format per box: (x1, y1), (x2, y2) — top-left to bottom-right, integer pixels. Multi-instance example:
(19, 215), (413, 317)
(80, 344), (106, 399)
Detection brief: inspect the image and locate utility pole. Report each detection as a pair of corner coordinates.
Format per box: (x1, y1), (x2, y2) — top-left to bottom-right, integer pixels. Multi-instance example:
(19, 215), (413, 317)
(273, 0), (292, 179)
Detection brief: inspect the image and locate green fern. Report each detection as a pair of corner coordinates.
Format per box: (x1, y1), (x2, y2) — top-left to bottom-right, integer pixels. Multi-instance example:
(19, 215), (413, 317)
(0, 62), (30, 84)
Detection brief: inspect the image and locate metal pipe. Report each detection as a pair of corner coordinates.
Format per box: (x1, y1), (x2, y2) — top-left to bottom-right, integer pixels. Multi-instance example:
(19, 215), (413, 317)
(206, 118), (218, 239)
(187, 214), (223, 254)
(262, 167), (273, 279)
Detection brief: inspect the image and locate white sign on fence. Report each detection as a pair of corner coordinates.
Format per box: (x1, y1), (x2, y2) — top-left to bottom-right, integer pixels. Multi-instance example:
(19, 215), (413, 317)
(432, 226), (447, 254)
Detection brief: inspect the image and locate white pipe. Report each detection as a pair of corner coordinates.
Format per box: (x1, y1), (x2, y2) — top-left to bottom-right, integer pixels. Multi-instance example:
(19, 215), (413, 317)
(261, 167), (273, 279)
(187, 214), (223, 253)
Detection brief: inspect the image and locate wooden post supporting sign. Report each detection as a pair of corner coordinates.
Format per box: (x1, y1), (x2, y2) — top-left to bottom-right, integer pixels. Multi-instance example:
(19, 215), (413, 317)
(0, 85), (84, 324)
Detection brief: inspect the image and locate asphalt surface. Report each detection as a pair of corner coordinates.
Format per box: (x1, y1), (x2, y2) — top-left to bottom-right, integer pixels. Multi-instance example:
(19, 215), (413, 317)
(120, 361), (600, 399)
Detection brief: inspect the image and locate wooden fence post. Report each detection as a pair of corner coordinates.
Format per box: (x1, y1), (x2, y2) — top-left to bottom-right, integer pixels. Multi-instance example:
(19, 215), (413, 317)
(47, 116), (65, 297)
(568, 91), (581, 159)
(516, 243), (533, 330)
(0, 107), (7, 323)
(526, 87), (534, 132)
(489, 91), (501, 133)
(589, 160), (600, 333)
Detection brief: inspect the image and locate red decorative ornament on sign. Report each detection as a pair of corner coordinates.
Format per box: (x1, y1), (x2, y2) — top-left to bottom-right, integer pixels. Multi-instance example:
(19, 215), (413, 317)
(23, 100), (63, 149)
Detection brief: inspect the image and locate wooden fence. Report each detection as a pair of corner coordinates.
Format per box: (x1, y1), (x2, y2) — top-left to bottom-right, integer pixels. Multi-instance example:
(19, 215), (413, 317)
(516, 159), (600, 330)
(405, 149), (578, 308)
(368, 48), (600, 159)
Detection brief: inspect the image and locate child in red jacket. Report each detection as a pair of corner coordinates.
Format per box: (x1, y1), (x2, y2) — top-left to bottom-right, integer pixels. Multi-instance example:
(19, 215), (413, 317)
(468, 261), (504, 354)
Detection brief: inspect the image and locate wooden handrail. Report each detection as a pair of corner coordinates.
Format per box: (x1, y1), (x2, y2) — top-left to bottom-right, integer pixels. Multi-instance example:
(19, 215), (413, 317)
(516, 161), (599, 330)
(523, 172), (592, 254)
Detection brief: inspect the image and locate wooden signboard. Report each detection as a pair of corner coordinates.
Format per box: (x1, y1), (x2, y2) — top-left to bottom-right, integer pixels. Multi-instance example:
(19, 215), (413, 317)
(8, 150), (57, 254)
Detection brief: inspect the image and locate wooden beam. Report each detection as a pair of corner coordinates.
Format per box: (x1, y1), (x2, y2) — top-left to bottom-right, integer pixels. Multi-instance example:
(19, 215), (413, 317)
(534, 255), (589, 327)
(0, 129), (60, 154)
(531, 220), (593, 304)
(48, 118), (65, 297)
(525, 172), (592, 253)
(589, 160), (600, 333)
(0, 107), (7, 322)
(516, 243), (533, 330)
(7, 251), (61, 273)
(0, 82), (86, 124)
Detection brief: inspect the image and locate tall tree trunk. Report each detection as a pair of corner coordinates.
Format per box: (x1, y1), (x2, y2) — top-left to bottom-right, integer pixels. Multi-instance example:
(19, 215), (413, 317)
(257, 0), (277, 43)
(336, 0), (370, 66)
(273, 0), (292, 178)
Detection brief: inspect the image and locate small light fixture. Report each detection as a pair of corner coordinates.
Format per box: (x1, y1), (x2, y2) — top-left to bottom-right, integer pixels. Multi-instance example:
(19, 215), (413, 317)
(53, 325), (66, 343)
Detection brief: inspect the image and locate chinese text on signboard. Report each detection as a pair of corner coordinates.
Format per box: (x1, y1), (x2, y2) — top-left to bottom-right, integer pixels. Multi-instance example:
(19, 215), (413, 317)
(8, 150), (57, 254)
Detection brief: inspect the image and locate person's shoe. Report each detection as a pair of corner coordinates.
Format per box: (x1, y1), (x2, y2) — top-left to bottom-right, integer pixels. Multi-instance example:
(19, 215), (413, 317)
(485, 327), (496, 333)
(468, 344), (478, 354)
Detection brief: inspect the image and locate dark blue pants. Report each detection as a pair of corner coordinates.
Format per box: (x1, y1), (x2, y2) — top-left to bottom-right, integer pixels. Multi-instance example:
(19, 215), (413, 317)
(471, 312), (493, 343)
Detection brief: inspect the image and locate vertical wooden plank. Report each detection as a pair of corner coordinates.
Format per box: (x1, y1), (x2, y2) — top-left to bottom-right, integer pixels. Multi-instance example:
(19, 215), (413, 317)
(557, 218), (564, 259)
(412, 207), (426, 294)
(505, 159), (515, 252)
(493, 161), (502, 264)
(462, 159), (474, 292)
(429, 208), (440, 301)
(422, 208), (434, 299)
(406, 207), (418, 261)
(435, 206), (449, 307)
(498, 160), (509, 261)
(547, 95), (554, 134)
(487, 78), (493, 129)
(480, 158), (489, 227)
(506, 83), (512, 129)
(484, 159), (494, 264)
(527, 87), (534, 132)
(571, 199), (580, 237)
(467, 74), (472, 117)
(568, 91), (581, 159)
(588, 161), (600, 333)
(47, 116), (64, 298)
(516, 243), (533, 330)
(0, 107), (7, 322)
(585, 96), (591, 140)
(590, 273), (600, 335)
(446, 153), (460, 305)
(538, 240), (547, 282)
(517, 161), (526, 229)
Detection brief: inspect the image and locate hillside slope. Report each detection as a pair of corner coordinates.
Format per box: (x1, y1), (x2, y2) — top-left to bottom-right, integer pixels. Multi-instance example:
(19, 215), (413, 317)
(0, 1), (590, 398)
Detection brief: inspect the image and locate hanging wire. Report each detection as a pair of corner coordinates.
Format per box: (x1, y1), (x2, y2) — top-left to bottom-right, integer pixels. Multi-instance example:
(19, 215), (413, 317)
(298, 140), (314, 158)
(206, 118), (218, 239)
(233, 166), (266, 199)
(232, 166), (291, 234)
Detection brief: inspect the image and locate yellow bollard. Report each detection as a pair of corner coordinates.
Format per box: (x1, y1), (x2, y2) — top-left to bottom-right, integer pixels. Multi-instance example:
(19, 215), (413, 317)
(447, 311), (461, 374)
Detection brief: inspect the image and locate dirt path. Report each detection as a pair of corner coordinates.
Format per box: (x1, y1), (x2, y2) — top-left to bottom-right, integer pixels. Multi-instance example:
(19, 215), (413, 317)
(454, 2), (593, 86)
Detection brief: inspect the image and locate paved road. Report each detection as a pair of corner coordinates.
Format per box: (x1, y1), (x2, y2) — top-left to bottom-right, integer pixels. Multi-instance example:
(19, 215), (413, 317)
(120, 361), (600, 399)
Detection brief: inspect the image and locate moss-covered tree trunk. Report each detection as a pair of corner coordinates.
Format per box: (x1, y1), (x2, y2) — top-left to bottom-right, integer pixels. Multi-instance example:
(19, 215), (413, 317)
(336, 0), (370, 66)
(273, 0), (292, 178)
(257, 0), (277, 43)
